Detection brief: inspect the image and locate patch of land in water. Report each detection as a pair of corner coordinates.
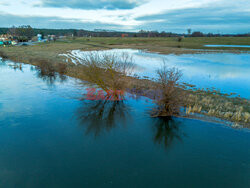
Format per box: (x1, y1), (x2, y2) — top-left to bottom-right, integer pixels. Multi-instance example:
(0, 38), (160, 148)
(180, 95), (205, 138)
(0, 37), (249, 127)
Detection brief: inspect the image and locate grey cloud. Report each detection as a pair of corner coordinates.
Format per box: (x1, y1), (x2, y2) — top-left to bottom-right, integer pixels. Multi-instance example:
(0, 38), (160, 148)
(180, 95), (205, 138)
(40, 0), (145, 10)
(136, 6), (250, 33)
(1, 2), (249, 34)
(0, 13), (121, 30)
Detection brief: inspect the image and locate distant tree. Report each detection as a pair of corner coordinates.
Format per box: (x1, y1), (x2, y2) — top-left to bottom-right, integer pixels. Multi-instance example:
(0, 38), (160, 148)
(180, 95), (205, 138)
(7, 26), (18, 36)
(77, 29), (86, 37)
(0, 28), (8, 35)
(191, 31), (204, 37)
(187, 28), (192, 35)
(72, 29), (77, 39)
(160, 31), (167, 37)
(139, 29), (146, 33)
(149, 31), (159, 37)
(14, 25), (34, 41)
(40, 31), (45, 39)
(137, 30), (146, 37)
(207, 33), (213, 37)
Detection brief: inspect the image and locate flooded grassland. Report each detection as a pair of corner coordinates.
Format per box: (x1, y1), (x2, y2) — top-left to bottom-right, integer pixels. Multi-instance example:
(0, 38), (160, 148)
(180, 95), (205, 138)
(0, 38), (250, 126)
(0, 59), (249, 187)
(59, 49), (250, 127)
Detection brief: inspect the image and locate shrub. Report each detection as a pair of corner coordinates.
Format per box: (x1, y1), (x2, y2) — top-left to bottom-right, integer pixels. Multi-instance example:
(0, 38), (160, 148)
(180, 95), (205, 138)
(35, 59), (55, 76)
(79, 52), (135, 100)
(0, 51), (8, 59)
(152, 62), (185, 117)
(56, 62), (67, 74)
(178, 37), (183, 42)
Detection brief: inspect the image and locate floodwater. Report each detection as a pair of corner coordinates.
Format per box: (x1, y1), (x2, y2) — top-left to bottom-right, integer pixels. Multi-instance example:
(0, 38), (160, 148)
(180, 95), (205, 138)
(0, 59), (250, 187)
(205, 45), (250, 48)
(63, 49), (250, 98)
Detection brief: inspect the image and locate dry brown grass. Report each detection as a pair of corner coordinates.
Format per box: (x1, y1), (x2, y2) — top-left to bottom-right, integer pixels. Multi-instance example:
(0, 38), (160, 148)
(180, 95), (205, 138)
(0, 50), (8, 59)
(185, 89), (250, 126)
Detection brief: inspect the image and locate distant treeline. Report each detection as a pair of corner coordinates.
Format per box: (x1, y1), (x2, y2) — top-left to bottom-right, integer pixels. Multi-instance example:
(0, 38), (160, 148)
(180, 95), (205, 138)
(0, 27), (249, 38)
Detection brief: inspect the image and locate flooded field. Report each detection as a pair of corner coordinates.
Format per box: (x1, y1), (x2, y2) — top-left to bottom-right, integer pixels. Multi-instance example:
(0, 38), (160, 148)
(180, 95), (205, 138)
(62, 49), (250, 98)
(205, 45), (250, 48)
(0, 59), (249, 187)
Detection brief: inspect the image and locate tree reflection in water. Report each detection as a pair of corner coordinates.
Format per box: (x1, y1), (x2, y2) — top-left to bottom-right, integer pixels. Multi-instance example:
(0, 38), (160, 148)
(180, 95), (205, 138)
(76, 98), (130, 137)
(152, 117), (185, 149)
(30, 65), (67, 86)
(8, 62), (23, 72)
(6, 61), (67, 86)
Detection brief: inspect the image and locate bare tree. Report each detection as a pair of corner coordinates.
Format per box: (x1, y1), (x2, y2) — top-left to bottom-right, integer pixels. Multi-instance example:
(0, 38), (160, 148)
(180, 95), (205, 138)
(17, 25), (34, 40)
(152, 62), (185, 117)
(7, 26), (18, 37)
(8, 25), (34, 41)
(80, 52), (135, 100)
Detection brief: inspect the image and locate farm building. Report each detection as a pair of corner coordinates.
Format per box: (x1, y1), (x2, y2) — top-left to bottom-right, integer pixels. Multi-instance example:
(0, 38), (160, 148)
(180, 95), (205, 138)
(121, 34), (128, 37)
(0, 34), (13, 46)
(0, 34), (19, 46)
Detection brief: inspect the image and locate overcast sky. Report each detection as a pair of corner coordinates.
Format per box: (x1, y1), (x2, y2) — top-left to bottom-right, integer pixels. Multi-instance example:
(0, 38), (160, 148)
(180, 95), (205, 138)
(0, 0), (249, 33)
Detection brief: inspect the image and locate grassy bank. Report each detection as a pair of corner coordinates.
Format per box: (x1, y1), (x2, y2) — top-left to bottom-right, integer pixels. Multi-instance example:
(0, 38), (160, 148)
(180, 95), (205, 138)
(0, 37), (249, 127)
(71, 37), (250, 53)
(0, 37), (249, 72)
(1, 37), (250, 60)
(124, 77), (250, 127)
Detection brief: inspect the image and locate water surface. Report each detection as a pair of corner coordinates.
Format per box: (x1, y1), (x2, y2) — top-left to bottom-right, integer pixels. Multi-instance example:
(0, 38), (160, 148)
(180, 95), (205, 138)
(65, 49), (250, 98)
(0, 60), (250, 187)
(205, 45), (250, 48)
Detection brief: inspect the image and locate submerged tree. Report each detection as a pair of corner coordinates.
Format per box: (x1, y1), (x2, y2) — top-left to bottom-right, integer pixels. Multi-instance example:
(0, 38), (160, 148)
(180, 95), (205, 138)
(32, 59), (67, 86)
(73, 52), (136, 136)
(79, 52), (135, 100)
(152, 62), (185, 117)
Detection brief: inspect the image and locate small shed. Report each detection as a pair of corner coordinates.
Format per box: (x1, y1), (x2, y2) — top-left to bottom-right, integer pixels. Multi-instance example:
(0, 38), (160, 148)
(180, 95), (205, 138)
(121, 34), (128, 38)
